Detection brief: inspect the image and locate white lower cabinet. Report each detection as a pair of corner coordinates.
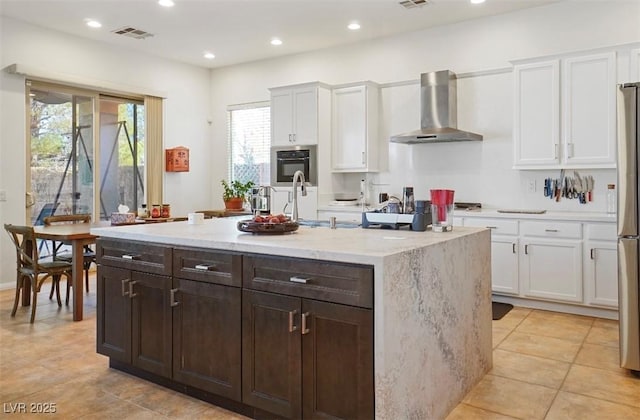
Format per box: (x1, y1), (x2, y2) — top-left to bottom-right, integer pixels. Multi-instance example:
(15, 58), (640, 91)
(520, 238), (583, 303)
(584, 223), (618, 308)
(459, 216), (617, 313)
(463, 217), (519, 295)
(491, 237), (520, 295)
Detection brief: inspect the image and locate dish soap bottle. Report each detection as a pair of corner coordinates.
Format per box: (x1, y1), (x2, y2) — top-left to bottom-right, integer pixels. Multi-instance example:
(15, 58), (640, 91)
(606, 184), (616, 214)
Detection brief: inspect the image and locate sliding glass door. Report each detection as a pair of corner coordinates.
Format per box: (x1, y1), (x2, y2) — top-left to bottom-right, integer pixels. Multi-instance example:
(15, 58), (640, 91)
(26, 82), (146, 231)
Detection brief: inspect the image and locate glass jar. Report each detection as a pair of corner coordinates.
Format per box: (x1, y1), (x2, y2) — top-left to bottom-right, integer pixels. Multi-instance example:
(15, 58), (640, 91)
(606, 184), (616, 214)
(137, 204), (149, 218)
(161, 204), (171, 218)
(151, 204), (161, 218)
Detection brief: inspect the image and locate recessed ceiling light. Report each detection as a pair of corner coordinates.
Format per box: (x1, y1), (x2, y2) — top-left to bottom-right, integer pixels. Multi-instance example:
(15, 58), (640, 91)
(203, 52), (215, 60)
(158, 0), (175, 7)
(271, 38), (283, 46)
(470, 0), (486, 4)
(348, 22), (361, 31)
(85, 19), (102, 28)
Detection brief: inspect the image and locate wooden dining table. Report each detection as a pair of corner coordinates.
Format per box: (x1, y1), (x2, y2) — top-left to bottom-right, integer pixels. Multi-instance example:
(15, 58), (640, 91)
(33, 223), (101, 321)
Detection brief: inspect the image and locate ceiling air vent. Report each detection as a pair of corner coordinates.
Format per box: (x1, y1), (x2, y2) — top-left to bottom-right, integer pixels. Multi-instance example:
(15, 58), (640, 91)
(399, 0), (429, 9)
(111, 27), (154, 40)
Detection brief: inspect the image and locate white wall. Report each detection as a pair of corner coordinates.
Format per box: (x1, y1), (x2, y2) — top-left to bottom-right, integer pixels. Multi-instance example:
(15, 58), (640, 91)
(209, 1), (640, 208)
(0, 17), (211, 288)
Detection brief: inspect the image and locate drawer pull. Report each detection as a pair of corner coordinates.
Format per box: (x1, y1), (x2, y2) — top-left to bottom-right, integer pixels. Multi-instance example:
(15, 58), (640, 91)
(288, 310), (298, 332)
(486, 226), (497, 229)
(512, 243), (516, 254)
(544, 229), (559, 233)
(290, 276), (310, 284)
(128, 280), (139, 298)
(122, 254), (141, 260)
(195, 264), (215, 271)
(301, 312), (310, 335)
(170, 288), (180, 307)
(121, 279), (130, 296)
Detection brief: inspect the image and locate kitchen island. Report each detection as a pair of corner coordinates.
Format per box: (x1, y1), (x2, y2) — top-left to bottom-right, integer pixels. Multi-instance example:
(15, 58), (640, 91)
(91, 218), (492, 419)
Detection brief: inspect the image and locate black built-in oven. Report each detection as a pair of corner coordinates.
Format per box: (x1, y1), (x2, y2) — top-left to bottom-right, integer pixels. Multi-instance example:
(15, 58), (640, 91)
(271, 145), (317, 186)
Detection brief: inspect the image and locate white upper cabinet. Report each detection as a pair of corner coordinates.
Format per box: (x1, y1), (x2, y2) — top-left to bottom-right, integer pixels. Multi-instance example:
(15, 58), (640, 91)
(514, 51), (617, 169)
(513, 60), (560, 167)
(331, 83), (379, 172)
(270, 83), (329, 146)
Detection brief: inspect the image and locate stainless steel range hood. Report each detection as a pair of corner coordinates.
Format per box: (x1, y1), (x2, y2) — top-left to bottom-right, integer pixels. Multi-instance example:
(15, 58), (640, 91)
(390, 70), (483, 144)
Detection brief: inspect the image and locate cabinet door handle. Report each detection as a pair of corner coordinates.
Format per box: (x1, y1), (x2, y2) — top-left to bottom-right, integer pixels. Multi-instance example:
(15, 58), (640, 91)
(590, 248), (595, 260)
(195, 264), (215, 271)
(128, 280), (139, 298)
(288, 310), (298, 332)
(288, 134), (292, 142)
(121, 279), (130, 296)
(544, 229), (558, 233)
(170, 288), (180, 307)
(524, 244), (529, 255)
(301, 312), (310, 335)
(554, 143), (559, 159)
(290, 276), (310, 284)
(512, 243), (516, 254)
(566, 142), (574, 158)
(362, 152), (365, 165)
(293, 134), (296, 142)
(122, 254), (141, 260)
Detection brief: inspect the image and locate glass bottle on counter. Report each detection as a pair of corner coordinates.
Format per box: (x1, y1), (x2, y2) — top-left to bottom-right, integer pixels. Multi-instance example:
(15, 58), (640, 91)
(606, 184), (616, 214)
(137, 204), (149, 218)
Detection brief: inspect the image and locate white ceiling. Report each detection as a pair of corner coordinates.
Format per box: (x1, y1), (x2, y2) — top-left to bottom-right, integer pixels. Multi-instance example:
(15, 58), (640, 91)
(0, 0), (560, 69)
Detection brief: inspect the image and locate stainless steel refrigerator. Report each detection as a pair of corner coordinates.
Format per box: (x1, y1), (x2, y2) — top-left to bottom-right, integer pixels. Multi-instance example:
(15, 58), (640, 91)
(617, 81), (640, 374)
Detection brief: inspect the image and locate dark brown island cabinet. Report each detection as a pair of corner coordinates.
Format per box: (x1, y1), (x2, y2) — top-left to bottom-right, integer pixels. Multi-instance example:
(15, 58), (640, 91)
(96, 238), (374, 419)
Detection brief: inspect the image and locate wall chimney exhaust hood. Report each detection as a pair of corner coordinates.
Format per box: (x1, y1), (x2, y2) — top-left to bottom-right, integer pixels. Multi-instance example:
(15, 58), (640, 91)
(390, 70), (483, 144)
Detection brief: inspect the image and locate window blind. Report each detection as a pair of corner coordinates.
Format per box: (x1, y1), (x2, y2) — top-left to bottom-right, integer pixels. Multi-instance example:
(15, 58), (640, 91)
(227, 101), (271, 185)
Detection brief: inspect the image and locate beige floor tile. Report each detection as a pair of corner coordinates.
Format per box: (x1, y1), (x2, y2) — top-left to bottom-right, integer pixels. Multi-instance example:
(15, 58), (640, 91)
(575, 343), (627, 373)
(562, 364), (640, 408)
(546, 390), (640, 420)
(446, 402), (518, 420)
(129, 385), (213, 418)
(586, 318), (620, 348)
(516, 310), (593, 343)
(188, 405), (251, 420)
(76, 401), (164, 420)
(498, 332), (581, 363)
(492, 326), (512, 349)
(491, 306), (530, 330)
(463, 374), (557, 419)
(490, 349), (570, 389)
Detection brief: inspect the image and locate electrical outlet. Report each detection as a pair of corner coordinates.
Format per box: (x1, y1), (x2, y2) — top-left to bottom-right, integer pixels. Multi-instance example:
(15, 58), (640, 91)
(527, 180), (536, 193)
(0, 190), (6, 202)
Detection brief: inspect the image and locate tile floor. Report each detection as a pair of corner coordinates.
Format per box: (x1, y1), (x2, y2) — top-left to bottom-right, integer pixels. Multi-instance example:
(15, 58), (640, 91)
(1, 276), (639, 419)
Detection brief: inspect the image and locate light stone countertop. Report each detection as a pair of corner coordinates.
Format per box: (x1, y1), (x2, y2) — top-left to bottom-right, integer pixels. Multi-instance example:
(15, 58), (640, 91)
(91, 217), (486, 265)
(317, 204), (616, 223)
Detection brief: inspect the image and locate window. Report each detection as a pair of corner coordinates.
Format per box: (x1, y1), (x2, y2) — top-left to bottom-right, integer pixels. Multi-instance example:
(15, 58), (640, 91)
(227, 102), (270, 185)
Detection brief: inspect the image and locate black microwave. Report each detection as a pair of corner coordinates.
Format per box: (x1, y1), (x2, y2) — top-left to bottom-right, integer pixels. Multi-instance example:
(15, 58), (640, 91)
(270, 145), (317, 186)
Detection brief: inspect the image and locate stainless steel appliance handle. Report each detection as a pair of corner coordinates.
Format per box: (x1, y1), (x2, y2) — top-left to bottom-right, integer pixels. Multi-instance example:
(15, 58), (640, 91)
(617, 84), (638, 237)
(618, 238), (640, 370)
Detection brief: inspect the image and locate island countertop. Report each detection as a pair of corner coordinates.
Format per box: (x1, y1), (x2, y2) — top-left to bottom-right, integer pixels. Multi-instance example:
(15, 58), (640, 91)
(92, 218), (492, 419)
(91, 217), (486, 265)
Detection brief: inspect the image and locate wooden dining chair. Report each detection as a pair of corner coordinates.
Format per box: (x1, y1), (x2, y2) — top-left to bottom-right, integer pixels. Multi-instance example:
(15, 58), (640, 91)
(4, 224), (72, 323)
(43, 214), (95, 304)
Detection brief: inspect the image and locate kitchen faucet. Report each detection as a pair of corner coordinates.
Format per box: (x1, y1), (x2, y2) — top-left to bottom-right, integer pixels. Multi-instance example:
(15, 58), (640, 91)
(291, 170), (307, 222)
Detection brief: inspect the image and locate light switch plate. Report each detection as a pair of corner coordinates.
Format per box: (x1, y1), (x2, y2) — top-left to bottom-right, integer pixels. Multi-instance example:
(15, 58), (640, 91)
(0, 190), (6, 202)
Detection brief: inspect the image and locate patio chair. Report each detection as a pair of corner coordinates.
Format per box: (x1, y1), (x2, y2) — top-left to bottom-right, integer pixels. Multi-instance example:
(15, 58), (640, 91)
(4, 224), (72, 323)
(43, 214), (95, 304)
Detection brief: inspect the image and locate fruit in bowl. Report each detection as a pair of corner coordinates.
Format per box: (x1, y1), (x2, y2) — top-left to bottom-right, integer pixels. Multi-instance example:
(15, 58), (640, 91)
(251, 213), (289, 224)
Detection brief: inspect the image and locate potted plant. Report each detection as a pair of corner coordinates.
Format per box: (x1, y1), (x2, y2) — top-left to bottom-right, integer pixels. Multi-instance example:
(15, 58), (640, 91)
(221, 179), (254, 210)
